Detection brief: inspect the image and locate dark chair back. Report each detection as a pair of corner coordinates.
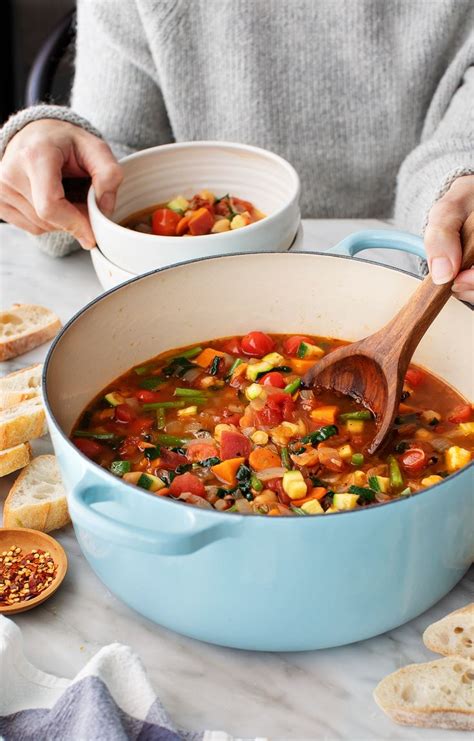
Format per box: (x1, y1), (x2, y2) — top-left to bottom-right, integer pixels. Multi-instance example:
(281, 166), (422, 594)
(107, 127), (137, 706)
(25, 10), (76, 106)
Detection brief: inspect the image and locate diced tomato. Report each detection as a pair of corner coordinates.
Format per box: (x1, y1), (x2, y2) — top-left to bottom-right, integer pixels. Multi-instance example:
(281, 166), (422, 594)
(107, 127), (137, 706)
(127, 417), (154, 435)
(114, 403), (136, 424)
(220, 430), (252, 460)
(159, 448), (188, 470)
(405, 367), (425, 387)
(283, 335), (310, 356)
(254, 392), (294, 427)
(220, 411), (242, 426)
(232, 196), (254, 213)
(119, 436), (142, 458)
(260, 371), (286, 389)
(222, 337), (242, 355)
(188, 207), (214, 236)
(266, 477), (290, 505)
(240, 331), (274, 357)
(72, 437), (105, 460)
(400, 447), (428, 472)
(151, 207), (181, 236)
(186, 442), (219, 462)
(448, 404), (472, 424)
(169, 472), (206, 498)
(135, 389), (162, 404)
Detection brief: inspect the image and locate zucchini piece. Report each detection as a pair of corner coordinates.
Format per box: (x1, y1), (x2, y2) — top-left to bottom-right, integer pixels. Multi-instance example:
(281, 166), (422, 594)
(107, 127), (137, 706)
(104, 392), (124, 407)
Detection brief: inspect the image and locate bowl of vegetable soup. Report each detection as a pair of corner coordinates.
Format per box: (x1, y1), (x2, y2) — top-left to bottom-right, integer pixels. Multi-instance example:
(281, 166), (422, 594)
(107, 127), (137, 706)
(88, 141), (301, 275)
(43, 229), (473, 651)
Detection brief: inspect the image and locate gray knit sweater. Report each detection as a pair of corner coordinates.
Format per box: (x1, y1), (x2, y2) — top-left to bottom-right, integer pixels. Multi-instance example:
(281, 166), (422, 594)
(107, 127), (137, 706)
(1, 0), (473, 257)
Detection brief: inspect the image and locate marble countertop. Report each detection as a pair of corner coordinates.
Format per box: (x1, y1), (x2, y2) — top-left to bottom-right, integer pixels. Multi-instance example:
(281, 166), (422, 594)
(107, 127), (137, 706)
(0, 221), (472, 740)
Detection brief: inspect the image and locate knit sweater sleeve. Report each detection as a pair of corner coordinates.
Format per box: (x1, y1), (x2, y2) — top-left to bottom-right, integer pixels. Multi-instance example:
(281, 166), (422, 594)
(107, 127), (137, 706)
(394, 65), (474, 238)
(0, 0), (172, 258)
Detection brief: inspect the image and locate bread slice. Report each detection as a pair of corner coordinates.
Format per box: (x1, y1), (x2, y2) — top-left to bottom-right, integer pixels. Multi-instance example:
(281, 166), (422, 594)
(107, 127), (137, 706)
(0, 396), (47, 449)
(423, 604), (474, 660)
(374, 656), (474, 730)
(0, 363), (43, 410)
(0, 304), (61, 361)
(0, 442), (31, 476)
(3, 455), (70, 532)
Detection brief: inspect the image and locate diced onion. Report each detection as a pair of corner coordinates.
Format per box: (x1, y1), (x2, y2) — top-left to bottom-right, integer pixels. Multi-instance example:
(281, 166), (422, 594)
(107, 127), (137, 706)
(177, 492), (213, 508)
(182, 368), (202, 383)
(236, 499), (252, 513)
(125, 397), (140, 410)
(184, 421), (205, 434)
(256, 467), (287, 481)
(242, 427), (255, 437)
(299, 389), (315, 400)
(431, 437), (452, 452)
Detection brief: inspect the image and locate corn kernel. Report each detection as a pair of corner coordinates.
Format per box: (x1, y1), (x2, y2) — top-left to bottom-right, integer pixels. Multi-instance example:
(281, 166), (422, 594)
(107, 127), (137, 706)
(283, 470), (307, 500)
(177, 405), (198, 417)
(211, 218), (230, 233)
(346, 419), (364, 434)
(214, 423), (234, 443)
(198, 189), (216, 204)
(459, 422), (474, 436)
(351, 470), (367, 487)
(421, 475), (444, 487)
(251, 430), (269, 445)
(338, 444), (354, 460)
(301, 499), (324, 515)
(230, 214), (250, 230)
(445, 446), (471, 472)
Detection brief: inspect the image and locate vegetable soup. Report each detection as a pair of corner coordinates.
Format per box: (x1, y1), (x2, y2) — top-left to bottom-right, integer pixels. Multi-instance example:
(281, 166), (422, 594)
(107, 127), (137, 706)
(121, 191), (264, 237)
(71, 332), (474, 516)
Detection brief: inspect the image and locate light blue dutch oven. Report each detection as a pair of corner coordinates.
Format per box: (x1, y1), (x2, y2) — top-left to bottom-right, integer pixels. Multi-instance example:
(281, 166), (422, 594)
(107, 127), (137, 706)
(44, 231), (473, 651)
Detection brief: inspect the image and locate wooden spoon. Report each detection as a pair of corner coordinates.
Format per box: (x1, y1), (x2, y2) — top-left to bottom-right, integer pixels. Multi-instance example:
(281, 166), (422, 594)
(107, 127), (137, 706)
(303, 214), (474, 454)
(0, 528), (68, 615)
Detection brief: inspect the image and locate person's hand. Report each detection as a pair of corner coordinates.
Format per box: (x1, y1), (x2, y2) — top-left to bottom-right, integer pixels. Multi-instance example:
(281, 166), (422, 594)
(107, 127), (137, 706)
(424, 175), (474, 304)
(0, 119), (123, 249)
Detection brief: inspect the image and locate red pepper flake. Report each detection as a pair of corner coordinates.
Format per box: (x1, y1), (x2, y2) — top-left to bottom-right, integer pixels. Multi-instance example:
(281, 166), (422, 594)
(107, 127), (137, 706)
(0, 545), (57, 606)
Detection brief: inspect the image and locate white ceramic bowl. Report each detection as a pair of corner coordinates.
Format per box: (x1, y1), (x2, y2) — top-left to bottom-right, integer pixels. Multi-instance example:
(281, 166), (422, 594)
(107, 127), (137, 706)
(90, 247), (136, 291)
(88, 141), (301, 274)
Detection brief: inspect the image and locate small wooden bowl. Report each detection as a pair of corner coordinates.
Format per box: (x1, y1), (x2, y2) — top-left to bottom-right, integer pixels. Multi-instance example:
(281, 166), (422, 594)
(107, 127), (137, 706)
(0, 528), (68, 615)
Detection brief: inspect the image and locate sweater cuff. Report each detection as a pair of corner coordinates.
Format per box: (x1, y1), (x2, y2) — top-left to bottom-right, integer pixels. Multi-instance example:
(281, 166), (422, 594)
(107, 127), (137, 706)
(420, 165), (474, 233)
(36, 230), (81, 258)
(0, 105), (102, 159)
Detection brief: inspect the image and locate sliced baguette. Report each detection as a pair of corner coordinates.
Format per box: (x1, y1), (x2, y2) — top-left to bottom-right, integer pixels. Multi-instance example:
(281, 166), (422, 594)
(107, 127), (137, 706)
(0, 304), (61, 361)
(374, 656), (474, 731)
(0, 442), (31, 477)
(0, 396), (47, 449)
(423, 604), (474, 660)
(0, 363), (43, 409)
(3, 455), (70, 532)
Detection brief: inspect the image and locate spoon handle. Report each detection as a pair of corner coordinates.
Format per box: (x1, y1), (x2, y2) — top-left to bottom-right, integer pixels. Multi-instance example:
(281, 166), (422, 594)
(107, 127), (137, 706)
(374, 213), (474, 365)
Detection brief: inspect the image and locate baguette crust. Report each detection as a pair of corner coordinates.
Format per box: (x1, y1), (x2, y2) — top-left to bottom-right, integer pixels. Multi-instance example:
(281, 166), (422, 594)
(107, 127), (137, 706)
(0, 398), (47, 449)
(423, 604), (474, 660)
(0, 443), (31, 477)
(3, 455), (70, 532)
(0, 304), (61, 361)
(374, 657), (474, 731)
(0, 363), (43, 409)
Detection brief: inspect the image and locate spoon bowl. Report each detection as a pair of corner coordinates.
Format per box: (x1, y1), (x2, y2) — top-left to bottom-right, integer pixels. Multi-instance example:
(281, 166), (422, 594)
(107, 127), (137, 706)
(304, 215), (474, 454)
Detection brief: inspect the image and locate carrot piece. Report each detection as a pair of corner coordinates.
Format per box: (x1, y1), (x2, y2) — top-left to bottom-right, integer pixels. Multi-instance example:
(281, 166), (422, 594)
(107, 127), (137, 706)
(156, 487), (170, 496)
(310, 405), (339, 425)
(195, 347), (226, 368)
(398, 403), (419, 414)
(188, 207), (214, 235)
(290, 358), (315, 374)
(176, 215), (191, 236)
(211, 457), (246, 486)
(248, 447), (282, 471)
(291, 487), (327, 506)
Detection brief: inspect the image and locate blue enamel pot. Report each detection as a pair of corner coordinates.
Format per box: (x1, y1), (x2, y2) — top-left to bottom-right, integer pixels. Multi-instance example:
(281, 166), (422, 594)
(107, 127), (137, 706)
(44, 231), (473, 651)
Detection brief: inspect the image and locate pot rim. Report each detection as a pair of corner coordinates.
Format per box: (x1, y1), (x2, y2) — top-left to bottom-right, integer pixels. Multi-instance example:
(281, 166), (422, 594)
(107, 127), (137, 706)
(87, 140), (301, 244)
(43, 250), (473, 522)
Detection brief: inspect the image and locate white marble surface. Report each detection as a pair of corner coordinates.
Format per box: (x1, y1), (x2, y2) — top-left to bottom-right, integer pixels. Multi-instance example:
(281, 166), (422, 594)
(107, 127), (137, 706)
(0, 221), (472, 740)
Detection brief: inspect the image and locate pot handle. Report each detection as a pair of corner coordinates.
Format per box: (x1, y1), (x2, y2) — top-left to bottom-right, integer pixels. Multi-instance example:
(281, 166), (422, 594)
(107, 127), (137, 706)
(68, 485), (242, 556)
(328, 229), (425, 258)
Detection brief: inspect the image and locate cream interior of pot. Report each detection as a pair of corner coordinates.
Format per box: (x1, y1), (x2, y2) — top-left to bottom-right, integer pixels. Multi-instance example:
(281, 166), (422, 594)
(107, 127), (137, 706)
(46, 253), (473, 433)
